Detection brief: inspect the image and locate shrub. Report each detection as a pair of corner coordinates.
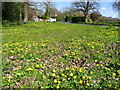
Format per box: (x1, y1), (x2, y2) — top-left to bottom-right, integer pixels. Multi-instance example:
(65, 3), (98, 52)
(88, 19), (93, 22)
(2, 20), (11, 27)
(41, 16), (50, 19)
(72, 17), (85, 23)
(65, 16), (72, 22)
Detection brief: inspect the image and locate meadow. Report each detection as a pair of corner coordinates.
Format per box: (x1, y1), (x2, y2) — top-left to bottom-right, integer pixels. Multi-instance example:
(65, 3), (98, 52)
(2, 22), (120, 88)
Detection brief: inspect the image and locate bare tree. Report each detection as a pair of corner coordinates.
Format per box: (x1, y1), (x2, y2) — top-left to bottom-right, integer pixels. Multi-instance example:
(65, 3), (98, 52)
(38, 0), (54, 18)
(72, 0), (99, 22)
(113, 0), (120, 19)
(113, 0), (120, 11)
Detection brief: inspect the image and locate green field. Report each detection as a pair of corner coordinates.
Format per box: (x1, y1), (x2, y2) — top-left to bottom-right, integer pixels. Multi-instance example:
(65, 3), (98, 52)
(2, 22), (120, 88)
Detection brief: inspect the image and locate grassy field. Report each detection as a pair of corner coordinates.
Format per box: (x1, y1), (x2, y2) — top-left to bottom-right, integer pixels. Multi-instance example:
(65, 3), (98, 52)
(2, 22), (120, 88)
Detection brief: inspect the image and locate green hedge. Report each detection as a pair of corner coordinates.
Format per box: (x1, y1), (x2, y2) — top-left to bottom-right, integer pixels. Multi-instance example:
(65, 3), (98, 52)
(65, 16), (72, 22)
(72, 17), (85, 23)
(2, 20), (29, 27)
(65, 16), (85, 23)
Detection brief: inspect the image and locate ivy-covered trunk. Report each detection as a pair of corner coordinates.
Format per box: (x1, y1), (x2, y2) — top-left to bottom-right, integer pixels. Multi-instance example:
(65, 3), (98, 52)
(24, 2), (28, 22)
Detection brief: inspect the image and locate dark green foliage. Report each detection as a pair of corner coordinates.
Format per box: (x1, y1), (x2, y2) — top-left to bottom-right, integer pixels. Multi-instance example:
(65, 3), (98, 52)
(72, 17), (85, 23)
(84, 22), (120, 26)
(41, 16), (50, 19)
(2, 2), (24, 22)
(65, 16), (72, 22)
(2, 20), (28, 27)
(65, 16), (85, 23)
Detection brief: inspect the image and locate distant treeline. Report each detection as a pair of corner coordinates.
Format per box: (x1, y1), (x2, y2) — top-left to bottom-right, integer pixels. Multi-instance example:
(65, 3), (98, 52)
(64, 16), (120, 25)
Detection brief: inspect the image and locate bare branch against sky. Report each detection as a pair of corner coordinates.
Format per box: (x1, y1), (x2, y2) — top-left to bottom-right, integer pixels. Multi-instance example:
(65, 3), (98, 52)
(0, 0), (119, 2)
(118, 10), (120, 19)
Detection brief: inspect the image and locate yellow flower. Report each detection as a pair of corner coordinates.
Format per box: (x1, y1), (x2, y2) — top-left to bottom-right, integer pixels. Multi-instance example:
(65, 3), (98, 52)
(27, 60), (31, 62)
(117, 63), (120, 66)
(58, 81), (61, 84)
(88, 43), (90, 45)
(52, 73), (56, 77)
(100, 64), (103, 67)
(82, 76), (85, 79)
(106, 68), (110, 71)
(79, 80), (83, 84)
(65, 75), (67, 77)
(64, 54), (68, 56)
(16, 68), (19, 70)
(75, 66), (79, 69)
(79, 68), (83, 72)
(108, 58), (111, 60)
(76, 52), (78, 55)
(43, 75), (46, 78)
(73, 76), (77, 79)
(92, 46), (94, 48)
(8, 76), (12, 79)
(117, 70), (120, 74)
(63, 79), (66, 81)
(66, 68), (69, 70)
(94, 60), (97, 62)
(96, 64), (99, 66)
(26, 68), (33, 71)
(57, 75), (60, 78)
(0, 51), (2, 53)
(104, 88), (107, 90)
(71, 68), (75, 71)
(112, 73), (116, 76)
(108, 84), (112, 87)
(6, 59), (10, 62)
(16, 73), (21, 76)
(19, 66), (21, 68)
(87, 76), (92, 79)
(8, 80), (11, 83)
(21, 55), (24, 58)
(2, 77), (5, 79)
(56, 86), (60, 88)
(37, 58), (41, 61)
(10, 50), (14, 53)
(86, 83), (90, 86)
(35, 65), (39, 68)
(71, 52), (75, 55)
(70, 73), (73, 76)
(54, 79), (57, 83)
(52, 69), (56, 72)
(62, 74), (65, 76)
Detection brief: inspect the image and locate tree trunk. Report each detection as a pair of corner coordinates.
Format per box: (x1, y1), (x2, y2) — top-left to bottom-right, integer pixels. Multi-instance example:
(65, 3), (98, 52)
(84, 14), (88, 22)
(19, 7), (22, 22)
(24, 2), (28, 22)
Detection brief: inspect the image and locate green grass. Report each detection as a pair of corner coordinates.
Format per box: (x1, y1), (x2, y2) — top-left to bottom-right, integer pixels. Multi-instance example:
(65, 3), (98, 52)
(3, 22), (113, 43)
(2, 22), (120, 88)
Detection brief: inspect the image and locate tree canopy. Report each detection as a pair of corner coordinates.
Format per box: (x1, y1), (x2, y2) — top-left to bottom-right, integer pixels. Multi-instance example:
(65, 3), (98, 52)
(72, 0), (99, 22)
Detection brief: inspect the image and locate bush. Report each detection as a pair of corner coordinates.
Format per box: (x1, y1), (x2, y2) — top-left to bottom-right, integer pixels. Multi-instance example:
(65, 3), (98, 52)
(88, 19), (93, 22)
(2, 20), (28, 27)
(65, 16), (72, 22)
(2, 20), (11, 27)
(72, 17), (85, 23)
(41, 16), (50, 19)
